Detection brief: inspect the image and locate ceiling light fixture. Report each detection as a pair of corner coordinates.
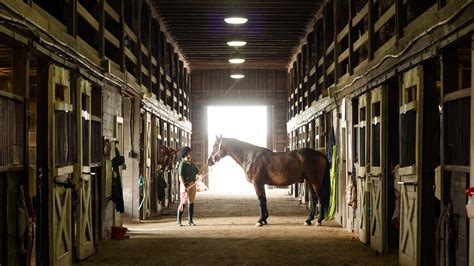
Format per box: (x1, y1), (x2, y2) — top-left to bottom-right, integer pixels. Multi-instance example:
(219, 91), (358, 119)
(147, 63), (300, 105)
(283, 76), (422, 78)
(227, 32), (247, 47)
(228, 50), (245, 64)
(230, 69), (245, 79)
(224, 6), (248, 25)
(230, 73), (245, 79)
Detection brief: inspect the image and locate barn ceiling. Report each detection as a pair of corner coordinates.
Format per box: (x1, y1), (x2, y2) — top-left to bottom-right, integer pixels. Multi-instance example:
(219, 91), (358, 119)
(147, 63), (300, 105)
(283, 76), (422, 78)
(152, 0), (321, 69)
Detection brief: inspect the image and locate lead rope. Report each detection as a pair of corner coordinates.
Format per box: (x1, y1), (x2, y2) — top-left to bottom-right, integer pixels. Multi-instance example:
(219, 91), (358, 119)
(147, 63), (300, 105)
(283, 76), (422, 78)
(184, 164), (214, 191)
(182, 137), (222, 192)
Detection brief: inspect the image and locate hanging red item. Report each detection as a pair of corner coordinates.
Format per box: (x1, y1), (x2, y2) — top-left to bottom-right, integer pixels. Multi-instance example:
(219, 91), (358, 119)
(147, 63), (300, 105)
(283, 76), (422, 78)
(466, 187), (474, 219)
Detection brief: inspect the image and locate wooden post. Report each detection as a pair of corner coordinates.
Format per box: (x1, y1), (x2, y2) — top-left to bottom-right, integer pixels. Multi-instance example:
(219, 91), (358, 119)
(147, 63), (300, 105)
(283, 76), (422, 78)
(135, 0), (143, 85)
(303, 44), (308, 109)
(98, 0), (105, 58)
(179, 61), (184, 116)
(313, 22), (320, 99)
(368, 0), (375, 61)
(294, 54), (298, 114)
(295, 59), (300, 114)
(158, 31), (164, 102)
(164, 41), (168, 105)
(395, 0), (406, 43)
(146, 7), (152, 93)
(178, 61), (182, 115)
(35, 55), (50, 265)
(66, 0), (77, 37)
(167, 43), (172, 107)
(322, 2), (328, 92)
(333, 0), (339, 82)
(175, 54), (179, 113)
(185, 69), (189, 119)
(12, 49), (29, 185)
(172, 52), (178, 112)
(470, 33), (474, 266)
(439, 53), (447, 266)
(348, 0), (354, 75)
(120, 0), (126, 71)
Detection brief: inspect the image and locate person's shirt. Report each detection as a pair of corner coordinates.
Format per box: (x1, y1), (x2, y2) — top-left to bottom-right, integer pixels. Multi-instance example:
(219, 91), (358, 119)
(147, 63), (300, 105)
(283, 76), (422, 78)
(178, 160), (199, 183)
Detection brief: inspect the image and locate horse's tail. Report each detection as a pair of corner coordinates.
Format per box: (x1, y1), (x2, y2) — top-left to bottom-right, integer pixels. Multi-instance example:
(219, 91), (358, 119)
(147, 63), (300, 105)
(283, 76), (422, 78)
(322, 155), (331, 212)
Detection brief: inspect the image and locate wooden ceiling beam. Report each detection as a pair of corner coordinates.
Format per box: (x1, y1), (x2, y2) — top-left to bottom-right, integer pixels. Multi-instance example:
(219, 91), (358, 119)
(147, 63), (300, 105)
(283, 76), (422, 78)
(152, 0), (320, 69)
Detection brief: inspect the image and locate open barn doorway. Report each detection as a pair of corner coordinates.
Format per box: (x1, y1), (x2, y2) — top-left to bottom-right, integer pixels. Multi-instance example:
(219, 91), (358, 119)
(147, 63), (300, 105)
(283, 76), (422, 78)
(207, 106), (267, 194)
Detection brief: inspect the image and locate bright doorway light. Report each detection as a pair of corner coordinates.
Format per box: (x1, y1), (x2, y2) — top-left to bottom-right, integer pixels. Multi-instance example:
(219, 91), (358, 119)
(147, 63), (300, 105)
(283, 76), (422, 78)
(207, 106), (267, 194)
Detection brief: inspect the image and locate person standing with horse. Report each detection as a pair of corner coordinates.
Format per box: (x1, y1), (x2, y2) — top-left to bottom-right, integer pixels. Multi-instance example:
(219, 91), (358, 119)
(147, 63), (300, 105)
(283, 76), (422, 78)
(177, 146), (201, 226)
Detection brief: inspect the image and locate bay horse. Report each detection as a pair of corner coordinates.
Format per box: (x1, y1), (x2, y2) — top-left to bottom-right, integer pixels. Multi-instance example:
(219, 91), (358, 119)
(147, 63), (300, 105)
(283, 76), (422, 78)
(207, 136), (330, 226)
(158, 145), (178, 171)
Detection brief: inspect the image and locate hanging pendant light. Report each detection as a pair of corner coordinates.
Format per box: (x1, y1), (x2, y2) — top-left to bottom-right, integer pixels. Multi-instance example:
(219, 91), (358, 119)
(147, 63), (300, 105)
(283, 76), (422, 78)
(230, 73), (245, 79)
(227, 32), (246, 47)
(228, 50), (245, 64)
(230, 69), (245, 79)
(224, 6), (248, 25)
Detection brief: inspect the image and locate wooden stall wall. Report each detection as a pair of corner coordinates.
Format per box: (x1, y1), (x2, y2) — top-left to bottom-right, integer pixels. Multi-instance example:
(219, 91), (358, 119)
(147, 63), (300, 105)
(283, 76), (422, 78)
(0, 46), (29, 265)
(190, 69), (289, 172)
(439, 38), (472, 266)
(0, 0), (191, 263)
(285, 0), (474, 262)
(101, 84), (123, 238)
(122, 97), (141, 223)
(470, 33), (474, 266)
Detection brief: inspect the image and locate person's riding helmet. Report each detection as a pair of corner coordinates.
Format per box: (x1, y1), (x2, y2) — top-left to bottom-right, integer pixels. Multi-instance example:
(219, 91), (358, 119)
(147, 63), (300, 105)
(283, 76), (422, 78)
(178, 146), (192, 159)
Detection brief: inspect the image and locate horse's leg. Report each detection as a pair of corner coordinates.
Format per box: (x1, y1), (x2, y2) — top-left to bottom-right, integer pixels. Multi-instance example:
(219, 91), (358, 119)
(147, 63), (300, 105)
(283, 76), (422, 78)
(310, 182), (325, 226)
(254, 183), (268, 227)
(304, 185), (318, 226)
(262, 197), (269, 224)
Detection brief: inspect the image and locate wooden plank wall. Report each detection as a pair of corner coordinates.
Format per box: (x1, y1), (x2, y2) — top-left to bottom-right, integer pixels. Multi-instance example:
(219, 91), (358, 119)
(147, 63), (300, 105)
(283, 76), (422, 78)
(0, 174), (5, 264)
(284, 0), (474, 261)
(101, 84), (122, 238)
(122, 97), (141, 223)
(190, 69), (288, 169)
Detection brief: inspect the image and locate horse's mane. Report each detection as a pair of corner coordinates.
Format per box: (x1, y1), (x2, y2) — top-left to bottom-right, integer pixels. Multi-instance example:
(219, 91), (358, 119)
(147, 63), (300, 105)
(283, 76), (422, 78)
(223, 138), (273, 153)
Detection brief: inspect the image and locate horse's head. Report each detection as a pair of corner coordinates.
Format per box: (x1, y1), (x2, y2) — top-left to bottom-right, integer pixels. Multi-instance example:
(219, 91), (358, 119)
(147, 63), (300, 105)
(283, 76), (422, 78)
(159, 145), (179, 170)
(208, 135), (225, 166)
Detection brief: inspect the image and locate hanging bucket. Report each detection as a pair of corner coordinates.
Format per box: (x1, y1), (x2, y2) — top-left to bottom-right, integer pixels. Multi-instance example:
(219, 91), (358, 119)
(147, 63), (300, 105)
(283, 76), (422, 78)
(111, 226), (128, 240)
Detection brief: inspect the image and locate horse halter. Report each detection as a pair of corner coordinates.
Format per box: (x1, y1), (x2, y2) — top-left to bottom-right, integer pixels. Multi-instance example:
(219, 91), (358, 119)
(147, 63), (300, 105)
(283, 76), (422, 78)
(208, 138), (223, 166)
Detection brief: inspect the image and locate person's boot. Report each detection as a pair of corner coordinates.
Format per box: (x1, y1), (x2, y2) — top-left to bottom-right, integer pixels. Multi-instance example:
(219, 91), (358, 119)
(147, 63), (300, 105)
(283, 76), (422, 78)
(177, 205), (185, 226)
(188, 203), (195, 226)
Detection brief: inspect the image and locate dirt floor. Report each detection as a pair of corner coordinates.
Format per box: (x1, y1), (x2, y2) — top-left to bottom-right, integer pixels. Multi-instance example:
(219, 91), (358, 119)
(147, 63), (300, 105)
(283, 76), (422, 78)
(83, 189), (399, 265)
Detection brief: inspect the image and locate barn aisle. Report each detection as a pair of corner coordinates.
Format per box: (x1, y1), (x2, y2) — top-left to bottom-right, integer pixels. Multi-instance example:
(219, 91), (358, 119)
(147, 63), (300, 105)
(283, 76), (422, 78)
(83, 189), (398, 265)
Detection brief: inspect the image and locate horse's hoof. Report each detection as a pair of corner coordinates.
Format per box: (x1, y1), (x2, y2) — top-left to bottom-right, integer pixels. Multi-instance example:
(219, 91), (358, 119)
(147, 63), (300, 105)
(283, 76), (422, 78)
(316, 222), (322, 226)
(304, 221), (311, 226)
(262, 220), (268, 225)
(255, 222), (263, 227)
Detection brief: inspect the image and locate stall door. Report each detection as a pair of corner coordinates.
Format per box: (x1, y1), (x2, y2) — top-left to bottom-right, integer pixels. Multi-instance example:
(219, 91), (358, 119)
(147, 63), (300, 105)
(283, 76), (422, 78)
(113, 116), (124, 226)
(141, 113), (152, 219)
(338, 100), (348, 228)
(150, 116), (158, 212)
(49, 65), (73, 266)
(398, 66), (423, 265)
(369, 87), (385, 253)
(357, 94), (370, 244)
(76, 78), (94, 259)
(52, 183), (72, 266)
(77, 173), (93, 259)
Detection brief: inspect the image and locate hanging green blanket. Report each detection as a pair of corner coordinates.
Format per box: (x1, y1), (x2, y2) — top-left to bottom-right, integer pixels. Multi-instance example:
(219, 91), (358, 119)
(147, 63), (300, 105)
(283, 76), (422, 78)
(325, 145), (337, 220)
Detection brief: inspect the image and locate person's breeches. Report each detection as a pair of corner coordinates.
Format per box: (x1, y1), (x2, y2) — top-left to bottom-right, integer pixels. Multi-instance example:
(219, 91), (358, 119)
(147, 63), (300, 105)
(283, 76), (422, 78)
(187, 184), (196, 203)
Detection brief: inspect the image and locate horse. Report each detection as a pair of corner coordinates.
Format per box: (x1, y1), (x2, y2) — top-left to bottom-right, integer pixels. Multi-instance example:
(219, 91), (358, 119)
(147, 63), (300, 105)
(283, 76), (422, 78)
(207, 136), (331, 227)
(158, 145), (179, 171)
